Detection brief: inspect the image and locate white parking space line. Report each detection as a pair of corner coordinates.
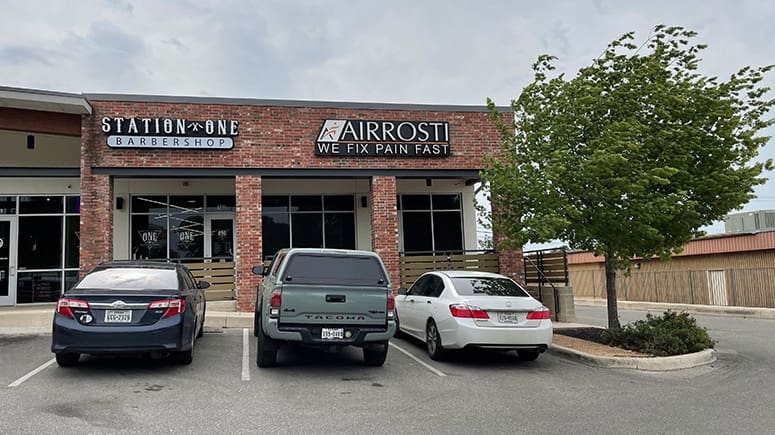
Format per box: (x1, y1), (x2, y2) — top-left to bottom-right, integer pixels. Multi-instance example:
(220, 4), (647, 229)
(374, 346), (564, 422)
(389, 342), (447, 377)
(8, 358), (56, 388)
(241, 328), (250, 381)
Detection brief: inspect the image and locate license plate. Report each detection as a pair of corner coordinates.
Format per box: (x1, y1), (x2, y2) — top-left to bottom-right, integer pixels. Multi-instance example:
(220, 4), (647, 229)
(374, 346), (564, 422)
(105, 310), (132, 323)
(321, 328), (344, 340)
(498, 312), (519, 323)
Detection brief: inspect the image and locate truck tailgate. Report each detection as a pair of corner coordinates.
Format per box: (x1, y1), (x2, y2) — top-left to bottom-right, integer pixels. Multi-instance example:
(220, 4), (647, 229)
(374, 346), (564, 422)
(279, 284), (389, 325)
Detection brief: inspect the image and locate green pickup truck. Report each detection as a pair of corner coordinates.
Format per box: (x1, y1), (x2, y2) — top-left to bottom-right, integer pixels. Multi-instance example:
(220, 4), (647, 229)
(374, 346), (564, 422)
(252, 248), (396, 367)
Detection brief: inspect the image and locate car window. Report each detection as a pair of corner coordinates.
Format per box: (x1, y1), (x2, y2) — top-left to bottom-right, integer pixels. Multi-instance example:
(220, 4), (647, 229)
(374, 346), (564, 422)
(75, 268), (179, 290)
(408, 275), (431, 296)
(269, 251), (287, 278)
(283, 254), (387, 286)
(180, 269), (196, 289)
(426, 275), (445, 298)
(450, 277), (531, 297)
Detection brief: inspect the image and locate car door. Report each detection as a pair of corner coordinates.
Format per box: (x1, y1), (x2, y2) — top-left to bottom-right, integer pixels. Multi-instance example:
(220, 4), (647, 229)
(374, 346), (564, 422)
(398, 274), (431, 337)
(418, 275), (445, 334)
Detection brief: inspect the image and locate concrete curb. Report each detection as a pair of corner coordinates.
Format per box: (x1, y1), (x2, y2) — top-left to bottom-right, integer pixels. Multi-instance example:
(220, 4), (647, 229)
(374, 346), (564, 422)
(549, 344), (717, 371)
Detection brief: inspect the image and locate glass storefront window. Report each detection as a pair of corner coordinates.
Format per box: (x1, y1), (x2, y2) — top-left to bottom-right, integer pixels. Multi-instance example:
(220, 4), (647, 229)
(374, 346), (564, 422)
(399, 194), (463, 254)
(131, 214), (168, 259)
(131, 196), (168, 214)
(0, 196), (16, 215)
(206, 196), (235, 212)
(18, 216), (63, 269)
(170, 214), (204, 259)
(66, 196), (80, 213)
(261, 195), (356, 259)
(19, 196), (63, 214)
(16, 271), (62, 303)
(65, 216), (79, 268)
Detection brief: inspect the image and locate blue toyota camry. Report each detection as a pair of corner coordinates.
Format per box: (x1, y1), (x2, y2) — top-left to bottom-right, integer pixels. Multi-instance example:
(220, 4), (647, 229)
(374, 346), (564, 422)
(51, 261), (209, 367)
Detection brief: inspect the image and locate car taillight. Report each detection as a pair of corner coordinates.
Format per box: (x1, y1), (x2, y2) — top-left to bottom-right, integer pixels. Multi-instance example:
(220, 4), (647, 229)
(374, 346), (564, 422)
(386, 293), (395, 319)
(527, 307), (551, 320)
(56, 298), (90, 319)
(449, 303), (489, 319)
(268, 290), (281, 318)
(148, 299), (186, 318)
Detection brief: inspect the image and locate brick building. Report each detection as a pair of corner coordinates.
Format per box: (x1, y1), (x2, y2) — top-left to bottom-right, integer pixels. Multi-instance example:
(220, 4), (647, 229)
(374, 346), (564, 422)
(0, 86), (521, 311)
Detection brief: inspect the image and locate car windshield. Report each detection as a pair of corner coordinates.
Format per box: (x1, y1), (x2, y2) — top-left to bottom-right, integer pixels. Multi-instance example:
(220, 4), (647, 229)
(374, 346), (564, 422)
(75, 268), (178, 290)
(451, 277), (531, 297)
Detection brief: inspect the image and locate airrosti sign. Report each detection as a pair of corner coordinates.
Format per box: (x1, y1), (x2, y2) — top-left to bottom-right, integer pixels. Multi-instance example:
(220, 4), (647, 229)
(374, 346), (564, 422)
(315, 120), (450, 157)
(101, 117), (239, 150)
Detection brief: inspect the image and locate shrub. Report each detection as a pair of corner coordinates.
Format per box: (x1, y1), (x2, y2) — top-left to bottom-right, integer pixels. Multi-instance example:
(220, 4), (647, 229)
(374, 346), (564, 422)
(599, 310), (716, 356)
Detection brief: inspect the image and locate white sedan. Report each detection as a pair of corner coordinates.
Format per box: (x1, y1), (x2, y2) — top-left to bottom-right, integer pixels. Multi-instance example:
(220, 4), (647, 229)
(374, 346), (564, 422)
(394, 270), (553, 361)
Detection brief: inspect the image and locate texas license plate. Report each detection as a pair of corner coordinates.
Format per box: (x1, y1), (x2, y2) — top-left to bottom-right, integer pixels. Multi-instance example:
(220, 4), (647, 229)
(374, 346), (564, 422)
(321, 328), (344, 340)
(105, 310), (132, 323)
(498, 312), (519, 323)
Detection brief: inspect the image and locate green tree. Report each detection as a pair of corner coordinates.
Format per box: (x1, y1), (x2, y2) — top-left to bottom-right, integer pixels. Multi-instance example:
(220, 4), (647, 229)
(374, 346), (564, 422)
(481, 25), (774, 328)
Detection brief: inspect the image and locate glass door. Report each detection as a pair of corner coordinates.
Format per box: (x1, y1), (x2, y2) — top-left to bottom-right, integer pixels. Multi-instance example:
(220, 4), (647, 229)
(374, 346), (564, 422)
(204, 215), (235, 262)
(0, 217), (17, 306)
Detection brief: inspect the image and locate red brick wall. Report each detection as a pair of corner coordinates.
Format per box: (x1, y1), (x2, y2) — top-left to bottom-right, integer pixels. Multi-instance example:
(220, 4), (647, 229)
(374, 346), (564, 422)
(235, 175), (262, 312)
(78, 172), (114, 275)
(0, 107), (81, 136)
(370, 176), (399, 292)
(83, 101), (501, 171)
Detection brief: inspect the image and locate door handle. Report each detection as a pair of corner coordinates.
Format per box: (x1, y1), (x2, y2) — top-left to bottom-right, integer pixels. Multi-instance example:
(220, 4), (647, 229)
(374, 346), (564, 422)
(326, 295), (346, 303)
(426, 300), (431, 304)
(408, 299), (415, 303)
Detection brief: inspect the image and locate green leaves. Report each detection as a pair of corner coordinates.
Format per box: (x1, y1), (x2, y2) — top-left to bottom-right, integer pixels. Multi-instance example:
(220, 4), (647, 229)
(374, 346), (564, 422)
(482, 25), (774, 270)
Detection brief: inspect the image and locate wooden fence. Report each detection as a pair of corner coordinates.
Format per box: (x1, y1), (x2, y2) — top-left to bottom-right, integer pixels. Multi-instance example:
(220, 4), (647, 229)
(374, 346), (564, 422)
(186, 261), (236, 300)
(569, 267), (775, 308)
(399, 251), (499, 288)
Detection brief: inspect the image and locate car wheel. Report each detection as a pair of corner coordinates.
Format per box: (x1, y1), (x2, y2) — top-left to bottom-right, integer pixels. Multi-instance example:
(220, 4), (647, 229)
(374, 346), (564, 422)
(363, 341), (389, 366)
(393, 313), (405, 339)
(196, 303), (206, 339)
(256, 317), (278, 368)
(173, 326), (196, 365)
(55, 352), (80, 367)
(426, 320), (445, 361)
(517, 350), (540, 361)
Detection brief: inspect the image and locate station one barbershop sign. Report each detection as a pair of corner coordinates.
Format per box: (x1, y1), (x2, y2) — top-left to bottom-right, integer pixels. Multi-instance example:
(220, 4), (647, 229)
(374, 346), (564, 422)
(102, 117), (239, 149)
(316, 120), (450, 157)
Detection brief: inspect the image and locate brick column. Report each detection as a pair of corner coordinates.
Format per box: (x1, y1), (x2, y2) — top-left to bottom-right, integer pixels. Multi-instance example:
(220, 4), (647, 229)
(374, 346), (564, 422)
(235, 175), (262, 312)
(79, 172), (113, 275)
(370, 176), (399, 292)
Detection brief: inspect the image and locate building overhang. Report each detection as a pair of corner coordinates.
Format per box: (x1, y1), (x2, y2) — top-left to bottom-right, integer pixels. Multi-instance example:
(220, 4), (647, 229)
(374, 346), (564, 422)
(0, 86), (91, 115)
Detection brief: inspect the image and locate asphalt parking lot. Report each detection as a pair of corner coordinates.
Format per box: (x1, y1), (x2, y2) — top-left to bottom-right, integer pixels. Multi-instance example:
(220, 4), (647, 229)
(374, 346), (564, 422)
(2, 310), (774, 435)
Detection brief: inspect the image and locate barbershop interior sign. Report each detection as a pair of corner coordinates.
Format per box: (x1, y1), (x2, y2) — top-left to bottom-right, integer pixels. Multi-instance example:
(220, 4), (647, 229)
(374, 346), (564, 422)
(316, 120), (450, 157)
(102, 117), (239, 149)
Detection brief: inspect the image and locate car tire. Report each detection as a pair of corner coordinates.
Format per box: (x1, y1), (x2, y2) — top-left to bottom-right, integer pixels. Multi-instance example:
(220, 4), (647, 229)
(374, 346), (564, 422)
(426, 319), (445, 361)
(393, 313), (405, 339)
(363, 341), (389, 366)
(173, 326), (196, 365)
(517, 350), (540, 361)
(55, 352), (80, 367)
(256, 317), (278, 368)
(197, 303), (206, 339)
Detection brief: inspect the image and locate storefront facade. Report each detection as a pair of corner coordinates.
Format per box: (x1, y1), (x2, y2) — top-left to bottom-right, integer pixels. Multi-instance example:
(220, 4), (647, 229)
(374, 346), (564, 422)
(1, 86), (522, 311)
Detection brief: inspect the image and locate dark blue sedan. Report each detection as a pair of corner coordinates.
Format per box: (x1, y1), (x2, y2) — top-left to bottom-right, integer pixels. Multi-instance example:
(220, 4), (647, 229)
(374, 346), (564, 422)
(51, 261), (209, 367)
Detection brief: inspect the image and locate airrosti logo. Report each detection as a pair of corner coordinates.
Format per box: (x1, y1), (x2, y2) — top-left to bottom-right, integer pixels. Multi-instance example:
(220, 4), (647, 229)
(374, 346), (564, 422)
(315, 119), (450, 157)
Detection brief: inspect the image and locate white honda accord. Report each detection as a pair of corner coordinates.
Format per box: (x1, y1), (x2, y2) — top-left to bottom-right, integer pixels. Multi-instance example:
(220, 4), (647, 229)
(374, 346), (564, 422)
(394, 270), (553, 361)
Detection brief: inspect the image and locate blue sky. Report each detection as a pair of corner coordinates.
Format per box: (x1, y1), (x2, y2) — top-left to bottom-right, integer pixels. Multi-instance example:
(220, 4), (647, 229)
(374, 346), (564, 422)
(1, 0), (773, 242)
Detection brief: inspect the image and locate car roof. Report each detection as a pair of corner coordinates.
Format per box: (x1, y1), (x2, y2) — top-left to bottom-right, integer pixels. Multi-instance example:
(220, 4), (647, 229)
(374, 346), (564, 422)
(280, 248), (381, 257)
(434, 270), (509, 279)
(94, 260), (179, 270)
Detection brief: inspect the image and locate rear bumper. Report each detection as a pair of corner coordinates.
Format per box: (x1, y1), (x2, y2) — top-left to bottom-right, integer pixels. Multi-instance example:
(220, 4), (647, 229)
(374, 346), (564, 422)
(266, 319), (396, 347)
(439, 318), (553, 350)
(51, 314), (187, 354)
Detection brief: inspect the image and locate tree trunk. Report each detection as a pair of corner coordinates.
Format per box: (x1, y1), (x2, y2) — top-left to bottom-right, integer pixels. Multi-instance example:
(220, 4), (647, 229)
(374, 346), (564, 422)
(604, 254), (621, 329)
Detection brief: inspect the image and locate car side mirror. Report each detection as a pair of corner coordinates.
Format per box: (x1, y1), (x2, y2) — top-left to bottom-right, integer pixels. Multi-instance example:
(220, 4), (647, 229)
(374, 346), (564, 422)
(397, 287), (408, 295)
(252, 265), (265, 276)
(198, 281), (211, 290)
